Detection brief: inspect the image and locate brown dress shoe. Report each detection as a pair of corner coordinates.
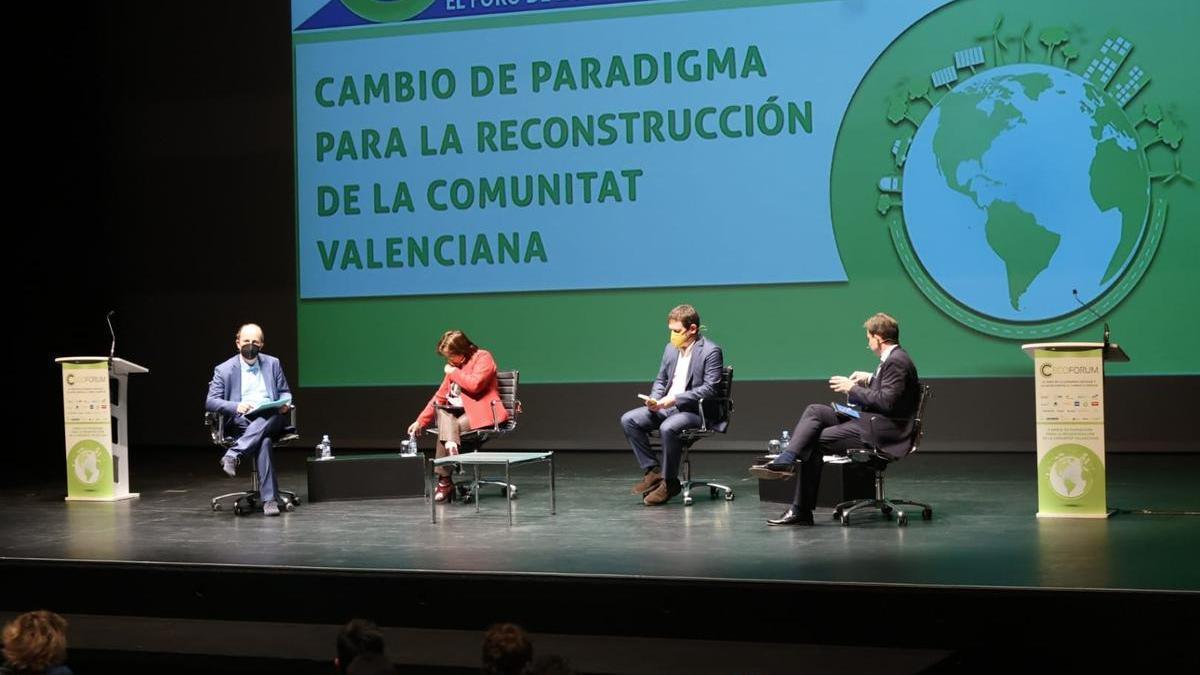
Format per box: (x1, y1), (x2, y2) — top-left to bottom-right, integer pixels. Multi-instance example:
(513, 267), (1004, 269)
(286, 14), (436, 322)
(643, 479), (681, 506)
(631, 469), (663, 495)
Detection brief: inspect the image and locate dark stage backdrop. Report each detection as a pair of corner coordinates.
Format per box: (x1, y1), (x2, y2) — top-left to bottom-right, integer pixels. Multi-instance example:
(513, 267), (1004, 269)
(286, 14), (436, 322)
(20, 3), (1193, 485)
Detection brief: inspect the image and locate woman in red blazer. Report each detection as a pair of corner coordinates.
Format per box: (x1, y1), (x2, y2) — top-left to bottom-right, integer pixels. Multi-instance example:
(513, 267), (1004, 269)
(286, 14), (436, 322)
(407, 330), (509, 502)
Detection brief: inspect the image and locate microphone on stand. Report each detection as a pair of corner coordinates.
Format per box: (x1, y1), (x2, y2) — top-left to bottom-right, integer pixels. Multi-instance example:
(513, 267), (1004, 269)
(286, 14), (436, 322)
(1072, 290), (1110, 353)
(106, 310), (117, 361)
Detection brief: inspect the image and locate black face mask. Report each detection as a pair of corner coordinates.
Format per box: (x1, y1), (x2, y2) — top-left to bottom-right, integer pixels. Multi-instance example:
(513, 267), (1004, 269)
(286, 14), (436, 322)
(240, 344), (261, 359)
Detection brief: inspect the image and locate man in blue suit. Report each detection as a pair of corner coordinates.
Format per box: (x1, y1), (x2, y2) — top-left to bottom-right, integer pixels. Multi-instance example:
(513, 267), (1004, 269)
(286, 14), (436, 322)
(621, 304), (726, 506)
(749, 312), (920, 526)
(205, 323), (292, 516)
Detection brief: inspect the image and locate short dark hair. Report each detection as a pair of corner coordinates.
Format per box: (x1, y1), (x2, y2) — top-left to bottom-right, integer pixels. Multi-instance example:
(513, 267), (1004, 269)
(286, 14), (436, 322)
(481, 623), (532, 675)
(863, 312), (900, 343)
(667, 304), (700, 330)
(337, 619), (385, 674)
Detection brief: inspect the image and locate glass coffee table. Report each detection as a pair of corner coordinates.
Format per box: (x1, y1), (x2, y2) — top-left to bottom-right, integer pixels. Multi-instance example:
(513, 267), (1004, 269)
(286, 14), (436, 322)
(429, 451), (555, 525)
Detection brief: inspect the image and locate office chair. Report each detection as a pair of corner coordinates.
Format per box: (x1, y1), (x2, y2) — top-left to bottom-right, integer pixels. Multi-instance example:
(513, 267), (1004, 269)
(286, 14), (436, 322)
(832, 384), (932, 526)
(206, 407), (300, 515)
(426, 370), (522, 502)
(647, 365), (735, 506)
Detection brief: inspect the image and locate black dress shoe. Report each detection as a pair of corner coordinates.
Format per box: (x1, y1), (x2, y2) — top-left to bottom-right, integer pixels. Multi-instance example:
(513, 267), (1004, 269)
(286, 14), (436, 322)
(748, 464), (795, 480)
(767, 507), (815, 526)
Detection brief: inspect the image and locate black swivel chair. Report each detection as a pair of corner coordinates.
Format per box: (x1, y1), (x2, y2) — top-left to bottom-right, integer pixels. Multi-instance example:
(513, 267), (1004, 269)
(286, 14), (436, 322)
(427, 370), (522, 501)
(832, 384), (932, 526)
(206, 407), (301, 515)
(648, 365), (736, 506)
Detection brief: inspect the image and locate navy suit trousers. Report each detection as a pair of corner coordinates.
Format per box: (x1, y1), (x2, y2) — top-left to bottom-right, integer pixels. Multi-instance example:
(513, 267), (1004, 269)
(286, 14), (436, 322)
(226, 412), (285, 502)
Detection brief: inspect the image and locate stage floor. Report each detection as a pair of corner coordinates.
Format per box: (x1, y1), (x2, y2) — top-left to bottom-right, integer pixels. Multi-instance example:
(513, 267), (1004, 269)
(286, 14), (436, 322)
(3, 450), (1198, 593)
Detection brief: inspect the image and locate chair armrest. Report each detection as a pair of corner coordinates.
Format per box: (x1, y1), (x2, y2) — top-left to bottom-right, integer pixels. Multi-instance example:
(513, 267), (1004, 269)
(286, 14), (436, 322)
(696, 395), (733, 432)
(203, 411), (226, 446)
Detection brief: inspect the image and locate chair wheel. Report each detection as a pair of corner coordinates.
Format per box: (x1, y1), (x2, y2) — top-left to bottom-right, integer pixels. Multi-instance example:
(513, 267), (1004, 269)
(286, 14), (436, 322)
(233, 504), (244, 516)
(922, 508), (933, 520)
(508, 487), (519, 499)
(292, 497), (301, 506)
(898, 513), (909, 526)
(709, 486), (718, 498)
(724, 491), (735, 501)
(832, 509), (841, 520)
(840, 513), (850, 526)
(683, 496), (694, 506)
(284, 502), (296, 512)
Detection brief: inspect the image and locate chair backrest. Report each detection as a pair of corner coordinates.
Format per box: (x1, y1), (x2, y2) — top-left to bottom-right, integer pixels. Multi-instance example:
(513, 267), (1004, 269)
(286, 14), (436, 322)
(675, 366), (734, 440)
(903, 384), (932, 457)
(496, 370), (520, 431)
(712, 365), (735, 428)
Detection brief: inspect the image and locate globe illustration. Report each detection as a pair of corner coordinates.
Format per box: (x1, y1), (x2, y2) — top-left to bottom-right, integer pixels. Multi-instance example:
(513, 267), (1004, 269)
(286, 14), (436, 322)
(73, 448), (102, 485)
(902, 64), (1149, 321)
(1048, 454), (1089, 498)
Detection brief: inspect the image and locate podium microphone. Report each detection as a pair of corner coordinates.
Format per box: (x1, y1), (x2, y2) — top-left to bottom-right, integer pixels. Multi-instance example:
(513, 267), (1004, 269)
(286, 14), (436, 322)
(106, 310), (117, 360)
(1071, 289), (1110, 352)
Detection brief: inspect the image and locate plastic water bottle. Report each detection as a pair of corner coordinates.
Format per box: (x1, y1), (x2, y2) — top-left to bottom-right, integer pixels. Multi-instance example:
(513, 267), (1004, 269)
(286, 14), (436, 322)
(400, 433), (419, 457)
(315, 434), (332, 460)
(780, 429), (791, 450)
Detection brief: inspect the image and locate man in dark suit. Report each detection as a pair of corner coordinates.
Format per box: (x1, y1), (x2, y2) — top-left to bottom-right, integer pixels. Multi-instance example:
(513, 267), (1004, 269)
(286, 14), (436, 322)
(205, 323), (292, 516)
(750, 313), (919, 525)
(621, 304), (726, 506)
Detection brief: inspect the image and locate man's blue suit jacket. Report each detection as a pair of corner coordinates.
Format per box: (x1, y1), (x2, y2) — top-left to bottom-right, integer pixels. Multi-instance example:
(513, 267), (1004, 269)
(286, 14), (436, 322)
(205, 353), (291, 419)
(647, 336), (728, 432)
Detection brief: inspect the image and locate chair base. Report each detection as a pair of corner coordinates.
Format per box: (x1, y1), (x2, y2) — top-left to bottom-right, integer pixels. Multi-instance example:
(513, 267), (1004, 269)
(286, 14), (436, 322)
(681, 479), (734, 506)
(833, 497), (932, 527)
(454, 479), (518, 504)
(211, 489), (300, 516)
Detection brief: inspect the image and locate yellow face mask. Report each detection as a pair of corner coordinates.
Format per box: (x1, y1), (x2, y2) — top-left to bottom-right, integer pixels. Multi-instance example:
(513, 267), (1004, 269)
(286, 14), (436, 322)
(669, 330), (690, 349)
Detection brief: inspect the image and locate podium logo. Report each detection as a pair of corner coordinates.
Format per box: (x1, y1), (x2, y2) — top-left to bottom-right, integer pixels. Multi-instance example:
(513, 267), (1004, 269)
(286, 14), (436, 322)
(857, 1), (1188, 339)
(65, 373), (106, 386)
(66, 439), (112, 492)
(1040, 363), (1100, 377)
(1038, 443), (1104, 508)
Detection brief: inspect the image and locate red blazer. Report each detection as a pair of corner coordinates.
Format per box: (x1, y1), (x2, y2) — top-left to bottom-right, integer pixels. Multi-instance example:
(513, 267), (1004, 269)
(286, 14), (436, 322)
(417, 349), (509, 430)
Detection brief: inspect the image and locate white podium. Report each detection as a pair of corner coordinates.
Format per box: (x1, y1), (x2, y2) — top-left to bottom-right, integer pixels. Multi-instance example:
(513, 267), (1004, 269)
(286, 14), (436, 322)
(55, 356), (149, 501)
(1020, 342), (1128, 519)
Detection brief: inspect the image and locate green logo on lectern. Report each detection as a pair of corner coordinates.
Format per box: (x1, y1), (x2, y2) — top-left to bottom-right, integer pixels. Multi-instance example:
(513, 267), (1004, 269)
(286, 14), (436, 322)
(66, 439), (112, 495)
(1038, 443), (1105, 511)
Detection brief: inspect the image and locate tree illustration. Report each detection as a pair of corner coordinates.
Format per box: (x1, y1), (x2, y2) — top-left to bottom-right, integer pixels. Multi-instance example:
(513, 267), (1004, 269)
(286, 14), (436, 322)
(886, 95), (920, 128)
(876, 194), (902, 216)
(1134, 102), (1164, 127)
(907, 79), (933, 106)
(1155, 118), (1184, 150)
(1039, 27), (1069, 64)
(1061, 43), (1080, 70)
